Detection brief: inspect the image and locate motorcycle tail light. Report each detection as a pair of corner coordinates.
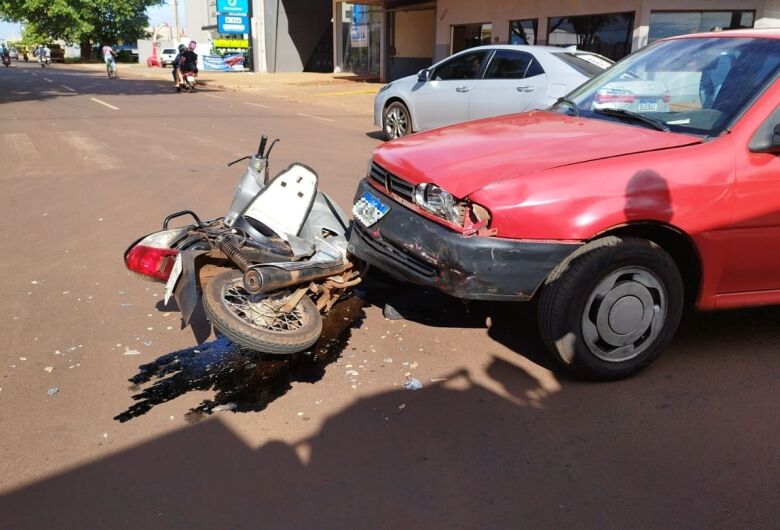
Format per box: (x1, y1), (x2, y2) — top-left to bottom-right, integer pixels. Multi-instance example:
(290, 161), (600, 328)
(125, 245), (178, 282)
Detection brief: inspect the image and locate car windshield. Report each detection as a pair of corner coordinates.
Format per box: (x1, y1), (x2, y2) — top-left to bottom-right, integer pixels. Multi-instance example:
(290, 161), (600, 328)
(553, 37), (780, 137)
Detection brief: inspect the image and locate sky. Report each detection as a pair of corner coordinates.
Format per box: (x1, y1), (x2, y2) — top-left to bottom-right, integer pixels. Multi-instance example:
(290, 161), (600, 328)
(0, 1), (185, 41)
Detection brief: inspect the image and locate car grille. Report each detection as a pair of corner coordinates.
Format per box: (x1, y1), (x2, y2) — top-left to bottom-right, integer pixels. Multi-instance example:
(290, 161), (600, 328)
(369, 162), (415, 202)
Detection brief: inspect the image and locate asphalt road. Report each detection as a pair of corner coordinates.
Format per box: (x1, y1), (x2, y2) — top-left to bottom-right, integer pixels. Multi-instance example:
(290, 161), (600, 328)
(0, 62), (778, 529)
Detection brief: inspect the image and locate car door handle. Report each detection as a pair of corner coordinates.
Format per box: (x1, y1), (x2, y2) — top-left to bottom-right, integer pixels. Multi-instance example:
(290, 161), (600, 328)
(516, 86), (535, 92)
(456, 86), (471, 93)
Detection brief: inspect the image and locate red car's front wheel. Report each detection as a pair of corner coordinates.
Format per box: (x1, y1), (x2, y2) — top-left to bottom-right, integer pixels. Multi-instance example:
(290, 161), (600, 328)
(538, 236), (684, 380)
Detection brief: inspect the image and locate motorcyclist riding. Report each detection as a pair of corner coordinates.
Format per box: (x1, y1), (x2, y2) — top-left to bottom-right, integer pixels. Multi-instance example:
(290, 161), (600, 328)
(177, 41), (198, 89)
(172, 44), (186, 92)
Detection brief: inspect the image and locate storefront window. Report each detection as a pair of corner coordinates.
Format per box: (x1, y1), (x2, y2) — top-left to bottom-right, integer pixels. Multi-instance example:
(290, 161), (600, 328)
(451, 23), (492, 54)
(337, 2), (382, 76)
(509, 19), (538, 45)
(548, 12), (634, 60)
(649, 11), (755, 43)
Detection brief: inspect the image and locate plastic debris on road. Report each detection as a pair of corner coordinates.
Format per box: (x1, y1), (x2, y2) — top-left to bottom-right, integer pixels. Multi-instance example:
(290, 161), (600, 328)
(212, 403), (237, 412)
(123, 348), (142, 356)
(47, 387), (59, 396)
(403, 378), (423, 391)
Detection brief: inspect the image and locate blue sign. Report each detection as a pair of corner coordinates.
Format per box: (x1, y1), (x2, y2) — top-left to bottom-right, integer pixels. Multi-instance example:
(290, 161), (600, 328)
(216, 0), (248, 14)
(218, 15), (248, 35)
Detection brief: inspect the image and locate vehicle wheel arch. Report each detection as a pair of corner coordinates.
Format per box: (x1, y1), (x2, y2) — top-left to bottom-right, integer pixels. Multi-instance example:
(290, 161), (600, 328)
(383, 97), (414, 132)
(589, 221), (702, 308)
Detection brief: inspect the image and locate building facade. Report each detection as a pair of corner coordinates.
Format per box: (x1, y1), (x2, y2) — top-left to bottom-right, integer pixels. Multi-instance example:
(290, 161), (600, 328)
(332, 0), (780, 82)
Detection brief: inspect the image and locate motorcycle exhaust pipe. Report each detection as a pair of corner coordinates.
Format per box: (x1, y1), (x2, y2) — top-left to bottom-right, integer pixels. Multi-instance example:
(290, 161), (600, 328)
(243, 260), (349, 294)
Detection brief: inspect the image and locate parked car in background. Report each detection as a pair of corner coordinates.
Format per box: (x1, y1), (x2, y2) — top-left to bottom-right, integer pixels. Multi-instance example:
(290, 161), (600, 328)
(8, 47), (18, 60)
(160, 48), (178, 67)
(351, 29), (780, 380)
(375, 45), (613, 140)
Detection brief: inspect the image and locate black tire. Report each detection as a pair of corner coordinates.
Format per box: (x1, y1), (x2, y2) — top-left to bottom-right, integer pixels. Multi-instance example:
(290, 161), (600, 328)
(383, 101), (411, 140)
(203, 269), (322, 354)
(538, 236), (683, 380)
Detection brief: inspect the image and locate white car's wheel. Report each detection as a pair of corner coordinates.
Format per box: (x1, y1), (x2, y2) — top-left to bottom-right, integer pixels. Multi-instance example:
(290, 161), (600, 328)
(383, 101), (411, 140)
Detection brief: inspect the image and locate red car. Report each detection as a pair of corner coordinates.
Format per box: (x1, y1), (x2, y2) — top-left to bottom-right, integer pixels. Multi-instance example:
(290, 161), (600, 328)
(349, 29), (780, 380)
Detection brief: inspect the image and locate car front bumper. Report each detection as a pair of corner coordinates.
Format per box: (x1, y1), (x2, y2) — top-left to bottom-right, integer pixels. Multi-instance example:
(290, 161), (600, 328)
(348, 179), (581, 301)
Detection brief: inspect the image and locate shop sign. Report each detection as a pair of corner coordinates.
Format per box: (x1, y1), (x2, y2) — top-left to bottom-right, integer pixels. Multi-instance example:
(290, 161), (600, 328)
(214, 39), (248, 49)
(218, 15), (248, 34)
(351, 25), (368, 48)
(216, 0), (248, 15)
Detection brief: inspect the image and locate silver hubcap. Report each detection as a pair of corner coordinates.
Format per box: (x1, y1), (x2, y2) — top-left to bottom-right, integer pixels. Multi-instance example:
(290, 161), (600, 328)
(582, 267), (667, 363)
(222, 279), (305, 333)
(385, 107), (408, 138)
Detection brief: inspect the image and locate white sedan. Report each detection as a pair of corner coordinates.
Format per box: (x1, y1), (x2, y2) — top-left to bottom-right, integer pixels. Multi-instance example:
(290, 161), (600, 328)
(375, 45), (613, 140)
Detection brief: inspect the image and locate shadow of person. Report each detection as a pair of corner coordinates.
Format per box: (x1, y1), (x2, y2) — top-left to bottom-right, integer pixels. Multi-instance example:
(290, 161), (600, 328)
(624, 169), (673, 222)
(5, 335), (779, 529)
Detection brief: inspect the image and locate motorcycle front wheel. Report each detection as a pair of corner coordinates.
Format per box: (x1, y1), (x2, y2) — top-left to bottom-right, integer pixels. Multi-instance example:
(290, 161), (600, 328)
(203, 269), (322, 354)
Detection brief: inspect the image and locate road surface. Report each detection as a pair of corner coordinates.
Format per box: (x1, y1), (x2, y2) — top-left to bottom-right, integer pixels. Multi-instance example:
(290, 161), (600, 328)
(0, 62), (777, 528)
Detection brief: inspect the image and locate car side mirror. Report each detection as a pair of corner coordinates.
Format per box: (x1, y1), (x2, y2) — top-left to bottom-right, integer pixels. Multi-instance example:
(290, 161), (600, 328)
(417, 69), (431, 83)
(772, 124), (780, 147)
(749, 122), (780, 154)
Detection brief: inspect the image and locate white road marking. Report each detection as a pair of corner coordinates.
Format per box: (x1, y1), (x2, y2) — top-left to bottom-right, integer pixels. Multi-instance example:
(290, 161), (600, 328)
(244, 102), (270, 108)
(61, 131), (122, 170)
(201, 93), (224, 99)
(90, 97), (119, 110)
(30, 72), (38, 77)
(60, 85), (76, 92)
(43, 77), (53, 83)
(1, 133), (50, 177)
(297, 112), (335, 123)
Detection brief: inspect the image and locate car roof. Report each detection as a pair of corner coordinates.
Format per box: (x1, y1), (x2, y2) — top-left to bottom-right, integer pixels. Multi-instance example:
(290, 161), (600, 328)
(667, 28), (780, 41)
(463, 44), (602, 54)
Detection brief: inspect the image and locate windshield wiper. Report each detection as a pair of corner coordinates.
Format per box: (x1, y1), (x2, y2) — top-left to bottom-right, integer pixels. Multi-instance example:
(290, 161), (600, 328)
(555, 97), (580, 117)
(593, 108), (670, 132)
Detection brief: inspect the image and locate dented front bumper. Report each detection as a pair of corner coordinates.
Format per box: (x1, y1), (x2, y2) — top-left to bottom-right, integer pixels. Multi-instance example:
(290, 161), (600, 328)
(348, 179), (581, 301)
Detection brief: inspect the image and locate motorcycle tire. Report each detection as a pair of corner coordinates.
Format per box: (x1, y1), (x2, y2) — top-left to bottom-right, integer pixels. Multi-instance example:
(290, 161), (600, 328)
(203, 269), (323, 355)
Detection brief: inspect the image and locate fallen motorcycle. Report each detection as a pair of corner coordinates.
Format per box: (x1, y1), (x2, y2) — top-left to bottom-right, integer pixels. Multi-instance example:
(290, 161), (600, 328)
(124, 135), (359, 354)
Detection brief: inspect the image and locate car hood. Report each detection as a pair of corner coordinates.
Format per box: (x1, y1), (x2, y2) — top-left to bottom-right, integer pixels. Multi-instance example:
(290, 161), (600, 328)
(372, 111), (703, 198)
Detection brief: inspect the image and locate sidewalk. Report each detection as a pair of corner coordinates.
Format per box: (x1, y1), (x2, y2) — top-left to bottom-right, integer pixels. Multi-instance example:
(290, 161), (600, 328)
(74, 63), (381, 116)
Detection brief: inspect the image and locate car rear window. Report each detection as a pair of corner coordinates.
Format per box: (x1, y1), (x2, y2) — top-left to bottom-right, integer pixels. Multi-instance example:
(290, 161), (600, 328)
(553, 52), (614, 76)
(163, 49), (176, 54)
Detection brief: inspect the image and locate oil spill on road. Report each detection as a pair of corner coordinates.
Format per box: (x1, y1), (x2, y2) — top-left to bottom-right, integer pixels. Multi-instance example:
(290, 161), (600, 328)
(114, 296), (365, 423)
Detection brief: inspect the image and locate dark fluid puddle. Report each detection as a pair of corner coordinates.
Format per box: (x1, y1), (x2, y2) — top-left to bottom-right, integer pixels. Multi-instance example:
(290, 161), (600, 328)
(114, 296), (365, 423)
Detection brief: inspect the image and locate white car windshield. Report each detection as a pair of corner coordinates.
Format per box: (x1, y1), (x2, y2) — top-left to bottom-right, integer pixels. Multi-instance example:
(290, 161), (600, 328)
(554, 37), (780, 137)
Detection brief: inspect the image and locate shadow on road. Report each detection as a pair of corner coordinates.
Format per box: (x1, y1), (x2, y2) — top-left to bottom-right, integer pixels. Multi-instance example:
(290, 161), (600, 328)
(0, 63), (224, 105)
(2, 312), (777, 528)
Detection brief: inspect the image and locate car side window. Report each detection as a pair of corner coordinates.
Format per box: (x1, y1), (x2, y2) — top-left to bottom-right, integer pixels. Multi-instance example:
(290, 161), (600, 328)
(484, 50), (538, 79)
(433, 51), (489, 81)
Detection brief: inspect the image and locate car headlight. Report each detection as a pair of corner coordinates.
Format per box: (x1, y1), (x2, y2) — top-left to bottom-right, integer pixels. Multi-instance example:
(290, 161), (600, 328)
(414, 183), (491, 230)
(377, 83), (393, 94)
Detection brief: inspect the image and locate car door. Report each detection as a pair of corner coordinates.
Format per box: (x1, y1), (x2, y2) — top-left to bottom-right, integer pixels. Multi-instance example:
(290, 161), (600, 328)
(468, 50), (548, 121)
(720, 102), (780, 294)
(412, 50), (490, 130)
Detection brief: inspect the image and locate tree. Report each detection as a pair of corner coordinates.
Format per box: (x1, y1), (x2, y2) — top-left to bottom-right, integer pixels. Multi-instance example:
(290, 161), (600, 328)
(0, 0), (162, 59)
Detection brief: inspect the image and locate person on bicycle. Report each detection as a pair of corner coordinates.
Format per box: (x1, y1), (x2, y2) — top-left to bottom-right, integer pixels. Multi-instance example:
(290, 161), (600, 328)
(102, 43), (117, 75)
(172, 44), (186, 91)
(177, 41), (198, 88)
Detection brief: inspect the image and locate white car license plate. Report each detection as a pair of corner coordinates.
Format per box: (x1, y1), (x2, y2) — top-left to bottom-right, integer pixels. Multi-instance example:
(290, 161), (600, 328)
(638, 98), (658, 112)
(353, 191), (390, 227)
(164, 253), (183, 305)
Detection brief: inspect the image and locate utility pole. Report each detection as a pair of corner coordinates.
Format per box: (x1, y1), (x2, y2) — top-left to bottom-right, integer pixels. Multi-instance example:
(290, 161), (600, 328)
(172, 0), (181, 41)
